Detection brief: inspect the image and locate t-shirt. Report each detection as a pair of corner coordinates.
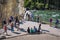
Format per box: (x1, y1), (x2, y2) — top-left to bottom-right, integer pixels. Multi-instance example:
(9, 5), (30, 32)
(50, 18), (52, 22)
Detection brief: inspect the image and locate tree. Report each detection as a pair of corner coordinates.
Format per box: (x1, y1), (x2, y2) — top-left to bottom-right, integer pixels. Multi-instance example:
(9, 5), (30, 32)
(24, 0), (60, 10)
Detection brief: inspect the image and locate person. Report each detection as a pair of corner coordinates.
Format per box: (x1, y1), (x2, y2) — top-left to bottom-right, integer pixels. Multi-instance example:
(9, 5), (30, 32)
(3, 19), (8, 35)
(26, 13), (30, 21)
(9, 18), (12, 23)
(15, 16), (19, 27)
(27, 27), (30, 33)
(30, 28), (34, 34)
(34, 26), (37, 33)
(10, 16), (14, 21)
(37, 23), (41, 33)
(3, 24), (8, 35)
(30, 13), (34, 21)
(15, 16), (20, 31)
(8, 17), (12, 24)
(49, 18), (52, 27)
(55, 19), (59, 28)
(2, 18), (6, 28)
(16, 21), (20, 31)
(10, 22), (14, 32)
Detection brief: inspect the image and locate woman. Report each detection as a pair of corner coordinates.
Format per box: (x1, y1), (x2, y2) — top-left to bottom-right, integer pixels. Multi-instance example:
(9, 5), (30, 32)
(50, 18), (52, 27)
(37, 23), (41, 33)
(27, 27), (30, 33)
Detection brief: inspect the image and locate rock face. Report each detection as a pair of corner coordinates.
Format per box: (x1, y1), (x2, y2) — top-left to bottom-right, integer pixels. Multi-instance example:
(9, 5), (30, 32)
(18, 0), (25, 15)
(1, 0), (24, 18)
(0, 0), (24, 26)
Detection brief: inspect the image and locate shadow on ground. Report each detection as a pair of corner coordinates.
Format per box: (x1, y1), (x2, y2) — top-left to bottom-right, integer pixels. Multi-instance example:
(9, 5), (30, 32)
(20, 28), (27, 32)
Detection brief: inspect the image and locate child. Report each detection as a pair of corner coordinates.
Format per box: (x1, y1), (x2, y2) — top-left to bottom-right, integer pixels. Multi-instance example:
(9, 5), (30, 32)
(3, 24), (7, 35)
(10, 22), (14, 32)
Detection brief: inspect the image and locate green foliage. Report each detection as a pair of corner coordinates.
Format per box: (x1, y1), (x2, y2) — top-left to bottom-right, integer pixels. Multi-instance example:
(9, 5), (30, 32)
(24, 0), (60, 10)
(24, 0), (48, 10)
(24, 0), (31, 7)
(45, 3), (48, 8)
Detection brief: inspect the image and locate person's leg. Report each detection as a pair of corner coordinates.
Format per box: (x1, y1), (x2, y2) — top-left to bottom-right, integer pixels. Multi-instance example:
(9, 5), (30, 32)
(15, 22), (16, 28)
(17, 25), (20, 31)
(3, 30), (5, 34)
(6, 30), (8, 35)
(55, 23), (58, 28)
(11, 27), (13, 32)
(50, 22), (52, 27)
(3, 30), (7, 35)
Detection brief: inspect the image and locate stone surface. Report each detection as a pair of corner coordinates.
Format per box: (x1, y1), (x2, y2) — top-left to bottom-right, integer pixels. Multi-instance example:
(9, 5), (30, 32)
(0, 21), (60, 39)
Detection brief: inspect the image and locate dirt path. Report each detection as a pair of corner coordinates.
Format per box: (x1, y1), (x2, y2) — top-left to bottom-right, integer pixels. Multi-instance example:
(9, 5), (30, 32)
(4, 34), (60, 40)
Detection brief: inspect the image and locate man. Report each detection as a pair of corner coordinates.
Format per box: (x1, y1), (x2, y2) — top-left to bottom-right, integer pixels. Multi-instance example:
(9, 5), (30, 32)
(55, 19), (59, 28)
(49, 18), (53, 27)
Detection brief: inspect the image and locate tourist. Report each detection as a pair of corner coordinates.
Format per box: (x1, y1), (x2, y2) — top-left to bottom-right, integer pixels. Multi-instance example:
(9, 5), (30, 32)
(8, 17), (12, 25)
(3, 19), (8, 35)
(30, 13), (34, 21)
(10, 16), (14, 21)
(10, 22), (14, 32)
(55, 19), (59, 28)
(37, 23), (41, 33)
(16, 21), (20, 31)
(26, 13), (30, 21)
(15, 16), (19, 27)
(27, 27), (30, 33)
(2, 18), (6, 28)
(34, 26), (37, 33)
(3, 24), (8, 35)
(30, 28), (34, 34)
(49, 18), (53, 27)
(15, 16), (20, 31)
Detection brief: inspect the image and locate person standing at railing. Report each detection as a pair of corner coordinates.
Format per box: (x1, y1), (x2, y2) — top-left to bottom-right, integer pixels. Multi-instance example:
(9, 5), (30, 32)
(49, 18), (53, 27)
(55, 19), (59, 28)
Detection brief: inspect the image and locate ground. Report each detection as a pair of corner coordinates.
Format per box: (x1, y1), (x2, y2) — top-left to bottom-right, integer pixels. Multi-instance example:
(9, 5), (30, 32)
(4, 34), (60, 40)
(0, 21), (60, 40)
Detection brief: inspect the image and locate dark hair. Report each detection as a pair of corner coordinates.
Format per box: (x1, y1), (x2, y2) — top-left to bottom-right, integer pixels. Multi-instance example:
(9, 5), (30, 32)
(3, 21), (6, 24)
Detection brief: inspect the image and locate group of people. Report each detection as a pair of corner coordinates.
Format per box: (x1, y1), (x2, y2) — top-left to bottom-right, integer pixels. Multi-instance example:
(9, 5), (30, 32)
(27, 24), (41, 34)
(2, 16), (20, 35)
(50, 18), (59, 28)
(2, 14), (59, 35)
